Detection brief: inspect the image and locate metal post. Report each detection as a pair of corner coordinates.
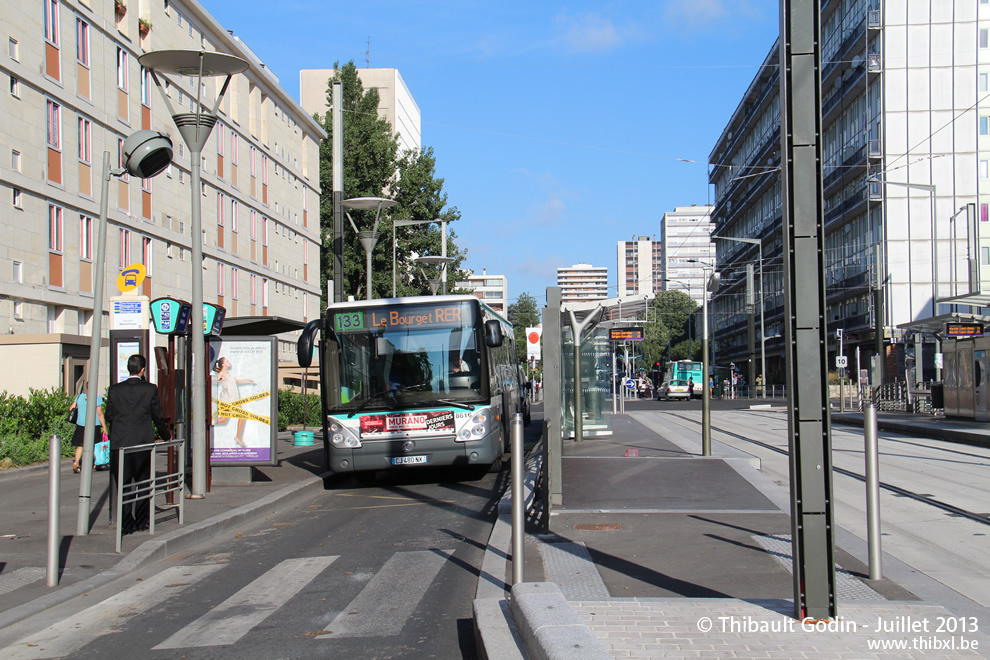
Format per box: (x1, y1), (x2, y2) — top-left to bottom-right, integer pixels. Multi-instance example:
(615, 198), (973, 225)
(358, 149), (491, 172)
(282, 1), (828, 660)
(333, 81), (343, 304)
(77, 152), (112, 536)
(702, 280), (711, 456)
(47, 434), (61, 587)
(747, 263), (756, 398)
(864, 404), (882, 580)
(189, 143), (207, 499)
(612, 350), (617, 414)
(511, 413), (524, 585)
(874, 245), (885, 385)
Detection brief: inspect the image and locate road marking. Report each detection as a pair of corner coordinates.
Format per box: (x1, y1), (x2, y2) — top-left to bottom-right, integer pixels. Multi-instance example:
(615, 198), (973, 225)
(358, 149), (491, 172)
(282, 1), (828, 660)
(318, 549), (453, 638)
(154, 556), (338, 649)
(624, 448), (639, 457)
(5, 564), (222, 659)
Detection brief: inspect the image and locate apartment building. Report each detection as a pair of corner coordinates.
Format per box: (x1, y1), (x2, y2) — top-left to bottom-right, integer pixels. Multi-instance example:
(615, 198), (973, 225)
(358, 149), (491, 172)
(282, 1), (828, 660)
(616, 235), (662, 298)
(660, 205), (715, 310)
(0, 0), (324, 395)
(557, 263), (608, 305)
(455, 269), (508, 313)
(299, 67), (421, 156)
(709, 1), (985, 383)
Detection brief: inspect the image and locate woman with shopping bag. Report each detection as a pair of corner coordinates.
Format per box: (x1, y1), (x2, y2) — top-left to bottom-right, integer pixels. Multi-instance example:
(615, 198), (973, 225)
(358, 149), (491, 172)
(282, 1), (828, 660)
(68, 391), (107, 473)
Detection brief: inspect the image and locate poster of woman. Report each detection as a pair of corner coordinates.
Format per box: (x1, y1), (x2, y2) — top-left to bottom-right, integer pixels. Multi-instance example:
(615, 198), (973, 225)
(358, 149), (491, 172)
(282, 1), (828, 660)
(209, 338), (275, 464)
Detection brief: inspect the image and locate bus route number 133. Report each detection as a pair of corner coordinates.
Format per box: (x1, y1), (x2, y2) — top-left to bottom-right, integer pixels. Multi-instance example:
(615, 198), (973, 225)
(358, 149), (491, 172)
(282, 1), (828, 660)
(335, 312), (364, 331)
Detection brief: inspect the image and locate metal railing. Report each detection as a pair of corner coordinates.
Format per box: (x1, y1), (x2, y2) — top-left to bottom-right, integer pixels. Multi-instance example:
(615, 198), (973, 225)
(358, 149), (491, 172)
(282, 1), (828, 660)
(115, 439), (185, 552)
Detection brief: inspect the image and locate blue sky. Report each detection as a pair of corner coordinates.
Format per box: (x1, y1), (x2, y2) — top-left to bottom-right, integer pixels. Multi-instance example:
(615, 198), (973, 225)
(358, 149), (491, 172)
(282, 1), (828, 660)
(205, 0), (781, 306)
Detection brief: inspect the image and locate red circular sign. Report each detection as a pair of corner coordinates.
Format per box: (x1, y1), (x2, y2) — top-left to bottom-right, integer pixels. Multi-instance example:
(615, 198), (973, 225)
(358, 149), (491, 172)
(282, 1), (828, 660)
(528, 332), (540, 344)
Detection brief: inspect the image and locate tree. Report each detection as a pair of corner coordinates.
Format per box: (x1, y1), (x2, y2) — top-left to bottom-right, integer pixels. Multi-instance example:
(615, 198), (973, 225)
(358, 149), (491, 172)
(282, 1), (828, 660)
(643, 291), (697, 367)
(390, 147), (466, 297)
(317, 62), (466, 302)
(318, 61), (399, 303)
(507, 292), (540, 363)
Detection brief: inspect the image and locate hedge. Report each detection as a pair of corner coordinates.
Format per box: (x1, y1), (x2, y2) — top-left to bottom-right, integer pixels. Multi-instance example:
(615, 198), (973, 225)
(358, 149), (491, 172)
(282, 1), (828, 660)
(0, 388), (76, 468)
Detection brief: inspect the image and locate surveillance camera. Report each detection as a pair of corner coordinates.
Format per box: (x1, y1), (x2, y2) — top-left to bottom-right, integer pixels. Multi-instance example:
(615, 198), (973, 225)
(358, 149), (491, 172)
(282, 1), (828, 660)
(122, 130), (173, 179)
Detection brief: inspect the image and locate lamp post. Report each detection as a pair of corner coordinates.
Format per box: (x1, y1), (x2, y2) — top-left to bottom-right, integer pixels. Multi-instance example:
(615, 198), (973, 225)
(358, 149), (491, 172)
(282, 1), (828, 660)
(76, 133), (174, 536)
(412, 219), (451, 295)
(867, 177), (938, 381)
(139, 50), (249, 499)
(688, 260), (720, 456)
(342, 197), (397, 300)
(718, 236), (766, 397)
(393, 219), (437, 297)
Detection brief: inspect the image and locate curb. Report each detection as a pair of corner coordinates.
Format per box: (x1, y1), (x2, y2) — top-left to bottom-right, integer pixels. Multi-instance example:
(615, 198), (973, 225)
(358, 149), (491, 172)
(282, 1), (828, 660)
(510, 582), (611, 660)
(0, 470), (331, 632)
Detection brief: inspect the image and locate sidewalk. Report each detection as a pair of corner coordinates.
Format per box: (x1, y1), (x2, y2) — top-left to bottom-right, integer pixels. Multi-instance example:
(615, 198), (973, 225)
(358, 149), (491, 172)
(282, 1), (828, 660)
(478, 407), (990, 659)
(0, 432), (329, 630)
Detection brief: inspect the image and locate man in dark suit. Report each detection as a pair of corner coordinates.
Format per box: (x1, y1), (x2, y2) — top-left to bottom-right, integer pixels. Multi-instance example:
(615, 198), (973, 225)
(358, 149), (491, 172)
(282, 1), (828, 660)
(105, 354), (171, 533)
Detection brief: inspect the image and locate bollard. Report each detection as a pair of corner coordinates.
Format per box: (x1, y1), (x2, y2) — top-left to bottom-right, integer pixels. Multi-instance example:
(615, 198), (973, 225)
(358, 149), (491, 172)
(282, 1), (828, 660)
(864, 404), (882, 580)
(511, 413), (525, 585)
(47, 434), (61, 587)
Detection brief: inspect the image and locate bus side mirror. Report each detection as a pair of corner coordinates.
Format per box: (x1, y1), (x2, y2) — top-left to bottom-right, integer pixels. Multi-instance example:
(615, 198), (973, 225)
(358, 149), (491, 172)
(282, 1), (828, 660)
(484, 320), (504, 348)
(297, 319), (323, 368)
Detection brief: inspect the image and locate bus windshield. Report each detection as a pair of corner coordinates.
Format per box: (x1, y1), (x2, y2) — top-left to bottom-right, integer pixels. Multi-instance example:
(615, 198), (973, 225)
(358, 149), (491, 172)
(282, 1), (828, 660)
(328, 300), (485, 413)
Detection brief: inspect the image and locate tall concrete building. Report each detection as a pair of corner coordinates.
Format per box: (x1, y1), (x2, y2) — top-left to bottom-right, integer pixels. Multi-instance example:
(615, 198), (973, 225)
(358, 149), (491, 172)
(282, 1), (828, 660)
(299, 68), (421, 155)
(661, 205), (715, 309)
(455, 269), (508, 313)
(617, 235), (662, 297)
(709, 2), (986, 383)
(0, 0), (324, 395)
(557, 263), (608, 304)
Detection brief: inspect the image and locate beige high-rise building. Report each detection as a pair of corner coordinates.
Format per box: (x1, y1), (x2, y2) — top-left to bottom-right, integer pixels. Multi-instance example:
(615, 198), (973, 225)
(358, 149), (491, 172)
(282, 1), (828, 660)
(0, 0), (325, 395)
(455, 270), (508, 313)
(299, 68), (421, 155)
(557, 263), (608, 304)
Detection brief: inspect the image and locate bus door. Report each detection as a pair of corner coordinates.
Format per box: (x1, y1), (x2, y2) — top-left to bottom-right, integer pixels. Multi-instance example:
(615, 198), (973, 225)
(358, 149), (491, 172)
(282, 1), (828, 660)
(975, 350), (988, 421)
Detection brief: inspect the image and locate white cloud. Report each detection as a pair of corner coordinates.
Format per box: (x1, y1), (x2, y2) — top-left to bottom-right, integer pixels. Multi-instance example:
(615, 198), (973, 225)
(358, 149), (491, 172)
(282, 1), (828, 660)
(551, 12), (640, 53)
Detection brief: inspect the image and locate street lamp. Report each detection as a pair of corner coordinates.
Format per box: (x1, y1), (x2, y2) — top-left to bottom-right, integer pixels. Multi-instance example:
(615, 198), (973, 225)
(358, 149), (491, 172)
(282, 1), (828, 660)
(718, 236), (766, 398)
(688, 259), (720, 456)
(76, 132), (174, 536)
(412, 219), (451, 295)
(393, 219), (436, 297)
(341, 197), (397, 300)
(867, 176), (938, 381)
(139, 49), (248, 500)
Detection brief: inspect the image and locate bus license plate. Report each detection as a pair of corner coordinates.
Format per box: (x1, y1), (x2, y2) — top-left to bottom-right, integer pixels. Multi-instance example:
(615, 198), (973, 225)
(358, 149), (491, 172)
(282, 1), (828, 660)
(392, 455), (427, 465)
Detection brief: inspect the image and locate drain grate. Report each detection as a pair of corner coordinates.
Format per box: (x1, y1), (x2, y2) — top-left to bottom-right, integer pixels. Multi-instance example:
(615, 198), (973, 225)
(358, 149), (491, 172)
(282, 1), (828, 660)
(574, 523), (622, 531)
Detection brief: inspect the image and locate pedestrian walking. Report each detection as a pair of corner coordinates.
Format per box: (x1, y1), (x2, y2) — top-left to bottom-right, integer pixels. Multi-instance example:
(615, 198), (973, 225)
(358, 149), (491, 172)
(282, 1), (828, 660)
(104, 354), (171, 534)
(68, 391), (106, 473)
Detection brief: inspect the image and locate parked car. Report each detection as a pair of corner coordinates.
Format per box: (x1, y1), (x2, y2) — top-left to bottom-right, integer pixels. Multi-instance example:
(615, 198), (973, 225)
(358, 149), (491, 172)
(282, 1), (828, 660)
(657, 379), (691, 401)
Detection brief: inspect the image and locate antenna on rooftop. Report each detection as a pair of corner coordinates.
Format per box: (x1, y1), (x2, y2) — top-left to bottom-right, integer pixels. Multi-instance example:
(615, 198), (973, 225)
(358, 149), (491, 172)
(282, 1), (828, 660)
(366, 37), (371, 68)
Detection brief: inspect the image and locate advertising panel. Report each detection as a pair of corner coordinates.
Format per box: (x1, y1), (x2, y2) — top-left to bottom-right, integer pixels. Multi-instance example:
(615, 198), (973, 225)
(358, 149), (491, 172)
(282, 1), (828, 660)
(208, 337), (276, 466)
(358, 410), (456, 438)
(526, 326), (542, 361)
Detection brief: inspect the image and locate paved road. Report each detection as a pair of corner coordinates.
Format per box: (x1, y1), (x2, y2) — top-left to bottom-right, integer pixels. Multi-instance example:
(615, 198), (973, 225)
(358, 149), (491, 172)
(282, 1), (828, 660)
(0, 467), (509, 659)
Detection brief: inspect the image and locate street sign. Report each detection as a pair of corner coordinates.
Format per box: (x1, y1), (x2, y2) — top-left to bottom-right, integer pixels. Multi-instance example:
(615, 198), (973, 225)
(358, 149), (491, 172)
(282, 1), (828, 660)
(609, 327), (645, 341)
(835, 356), (848, 368)
(624, 378), (637, 390)
(150, 297), (192, 335)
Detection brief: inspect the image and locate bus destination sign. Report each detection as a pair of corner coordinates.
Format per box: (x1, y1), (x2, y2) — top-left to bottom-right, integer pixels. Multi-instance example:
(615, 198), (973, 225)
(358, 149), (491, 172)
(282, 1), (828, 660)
(334, 303), (473, 332)
(609, 327), (645, 341)
(944, 322), (985, 338)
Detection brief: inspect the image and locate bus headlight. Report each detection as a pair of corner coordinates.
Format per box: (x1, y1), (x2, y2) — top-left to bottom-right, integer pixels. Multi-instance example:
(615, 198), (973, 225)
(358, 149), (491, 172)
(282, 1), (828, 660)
(329, 421), (362, 449)
(457, 410), (489, 442)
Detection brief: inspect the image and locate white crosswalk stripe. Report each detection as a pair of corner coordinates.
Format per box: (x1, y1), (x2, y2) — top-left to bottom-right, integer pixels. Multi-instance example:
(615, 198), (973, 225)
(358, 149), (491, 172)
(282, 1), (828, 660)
(4, 564), (223, 659)
(318, 549), (454, 639)
(153, 556), (339, 649)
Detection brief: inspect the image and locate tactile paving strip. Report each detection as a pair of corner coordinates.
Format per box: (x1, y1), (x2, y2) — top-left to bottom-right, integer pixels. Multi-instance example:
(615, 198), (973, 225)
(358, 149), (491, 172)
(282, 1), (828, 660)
(0, 567), (46, 595)
(539, 540), (611, 601)
(753, 534), (886, 601)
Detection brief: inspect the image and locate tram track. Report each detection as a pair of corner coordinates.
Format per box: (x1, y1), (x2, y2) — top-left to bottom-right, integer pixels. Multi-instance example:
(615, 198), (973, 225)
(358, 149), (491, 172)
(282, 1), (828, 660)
(664, 411), (990, 528)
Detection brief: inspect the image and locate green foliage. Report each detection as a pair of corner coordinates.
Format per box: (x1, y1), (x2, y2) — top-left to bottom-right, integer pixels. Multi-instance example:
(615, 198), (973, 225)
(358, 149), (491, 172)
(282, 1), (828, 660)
(0, 388), (76, 468)
(643, 291), (698, 366)
(276, 389), (323, 431)
(317, 61), (466, 304)
(507, 292), (541, 363)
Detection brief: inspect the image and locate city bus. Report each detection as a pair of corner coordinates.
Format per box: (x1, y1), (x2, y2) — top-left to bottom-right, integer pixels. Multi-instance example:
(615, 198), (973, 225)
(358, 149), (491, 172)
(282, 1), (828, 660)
(667, 360), (704, 397)
(297, 295), (521, 477)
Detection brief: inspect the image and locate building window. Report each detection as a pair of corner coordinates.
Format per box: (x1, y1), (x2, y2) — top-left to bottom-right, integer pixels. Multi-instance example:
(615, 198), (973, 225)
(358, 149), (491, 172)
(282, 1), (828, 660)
(8, 37), (18, 60)
(76, 19), (90, 66)
(140, 67), (152, 107)
(143, 236), (153, 275)
(9, 76), (18, 97)
(11, 149), (20, 171)
(119, 228), (131, 268)
(80, 215), (93, 260)
(49, 205), (63, 252)
(47, 100), (61, 150)
(12, 188), (21, 208)
(217, 263), (225, 296)
(231, 267), (239, 299)
(44, 0), (59, 46)
(981, 73), (989, 93)
(982, 117), (989, 136)
(117, 48), (129, 91)
(982, 161), (989, 179)
(982, 29), (989, 49)
(231, 199), (238, 232)
(13, 261), (22, 283)
(78, 117), (91, 164)
(982, 203), (989, 223)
